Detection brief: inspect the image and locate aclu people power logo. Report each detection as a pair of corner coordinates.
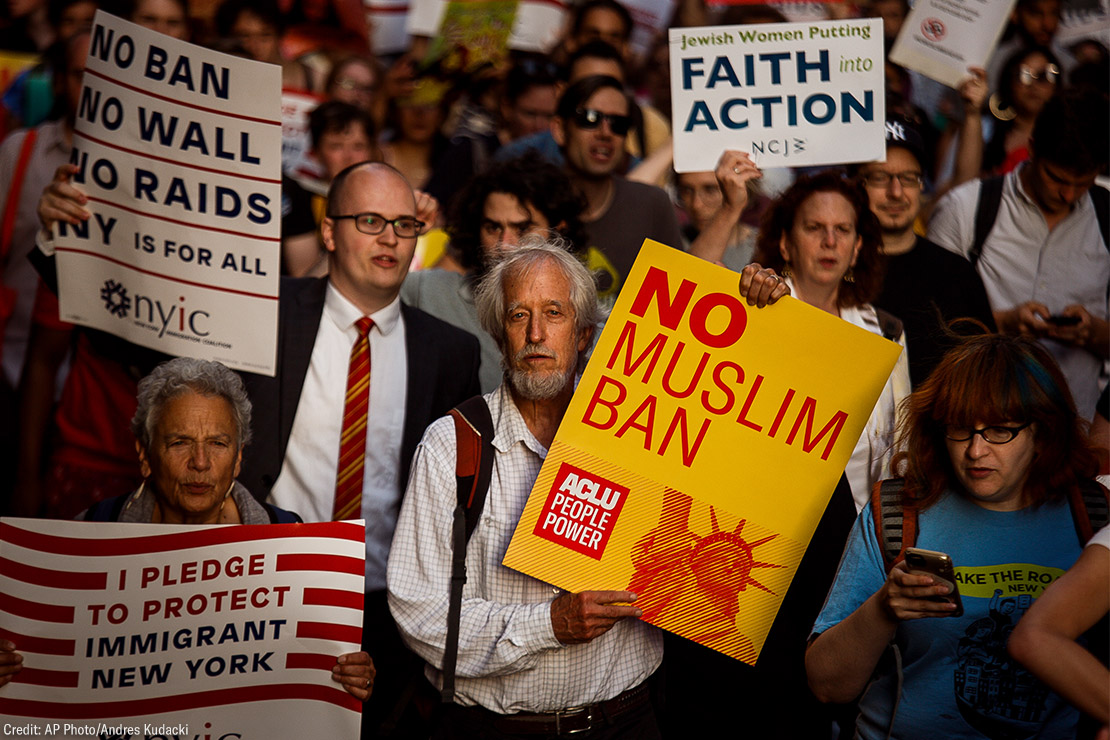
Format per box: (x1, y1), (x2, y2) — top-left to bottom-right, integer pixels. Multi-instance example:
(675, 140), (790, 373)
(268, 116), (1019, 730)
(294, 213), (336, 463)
(533, 463), (628, 560)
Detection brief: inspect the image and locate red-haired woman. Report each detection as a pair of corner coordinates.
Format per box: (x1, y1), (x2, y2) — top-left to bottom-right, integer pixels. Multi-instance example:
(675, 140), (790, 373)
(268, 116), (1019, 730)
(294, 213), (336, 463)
(806, 333), (1105, 739)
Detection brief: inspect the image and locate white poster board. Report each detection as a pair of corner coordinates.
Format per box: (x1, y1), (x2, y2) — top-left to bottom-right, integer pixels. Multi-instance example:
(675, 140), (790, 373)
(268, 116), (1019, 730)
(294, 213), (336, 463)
(364, 0), (411, 55)
(55, 12), (282, 376)
(0, 518), (365, 739)
(670, 18), (885, 173)
(890, 0), (1017, 89)
(622, 0), (677, 59)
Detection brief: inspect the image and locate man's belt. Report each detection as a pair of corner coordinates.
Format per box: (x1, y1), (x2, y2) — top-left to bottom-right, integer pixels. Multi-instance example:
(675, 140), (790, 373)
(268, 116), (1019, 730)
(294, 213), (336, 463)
(466, 683), (651, 736)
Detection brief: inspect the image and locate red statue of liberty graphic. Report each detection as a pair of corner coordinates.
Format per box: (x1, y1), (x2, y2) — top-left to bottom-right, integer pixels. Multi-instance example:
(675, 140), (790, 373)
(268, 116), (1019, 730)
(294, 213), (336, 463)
(628, 488), (782, 658)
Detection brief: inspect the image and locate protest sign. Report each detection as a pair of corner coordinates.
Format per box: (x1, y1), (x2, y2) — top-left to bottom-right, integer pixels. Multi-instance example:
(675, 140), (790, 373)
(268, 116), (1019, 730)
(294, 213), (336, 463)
(0, 518), (365, 738)
(365, 0), (412, 55)
(503, 241), (901, 663)
(54, 12), (282, 376)
(407, 0), (566, 53)
(670, 18), (885, 172)
(281, 88), (326, 181)
(890, 0), (1016, 89)
(621, 0), (675, 60)
(424, 0), (517, 73)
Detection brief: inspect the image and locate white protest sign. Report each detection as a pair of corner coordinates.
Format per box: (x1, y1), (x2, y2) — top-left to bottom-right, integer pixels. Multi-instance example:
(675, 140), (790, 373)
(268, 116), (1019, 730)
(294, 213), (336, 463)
(55, 11), (282, 376)
(890, 0), (1017, 89)
(622, 0), (676, 59)
(364, 0), (411, 55)
(670, 18), (885, 173)
(0, 518), (365, 739)
(281, 88), (325, 181)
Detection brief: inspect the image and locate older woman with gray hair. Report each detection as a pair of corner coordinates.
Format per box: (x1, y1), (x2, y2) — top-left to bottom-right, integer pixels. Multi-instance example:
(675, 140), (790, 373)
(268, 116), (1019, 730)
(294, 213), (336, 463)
(0, 357), (376, 700)
(83, 356), (292, 525)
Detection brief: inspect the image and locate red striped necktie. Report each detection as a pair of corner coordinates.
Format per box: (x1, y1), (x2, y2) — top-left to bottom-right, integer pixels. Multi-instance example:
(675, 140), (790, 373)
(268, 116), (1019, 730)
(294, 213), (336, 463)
(333, 316), (373, 521)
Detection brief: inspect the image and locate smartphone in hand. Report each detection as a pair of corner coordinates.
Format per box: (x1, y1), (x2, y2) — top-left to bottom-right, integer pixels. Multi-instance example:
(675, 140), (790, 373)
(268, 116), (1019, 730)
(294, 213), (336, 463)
(904, 547), (964, 617)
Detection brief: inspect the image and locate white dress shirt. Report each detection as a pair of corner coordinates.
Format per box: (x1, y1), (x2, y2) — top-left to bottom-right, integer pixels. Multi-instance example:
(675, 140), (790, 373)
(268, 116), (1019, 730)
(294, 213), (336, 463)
(929, 168), (1110, 418)
(270, 283), (407, 590)
(387, 384), (662, 714)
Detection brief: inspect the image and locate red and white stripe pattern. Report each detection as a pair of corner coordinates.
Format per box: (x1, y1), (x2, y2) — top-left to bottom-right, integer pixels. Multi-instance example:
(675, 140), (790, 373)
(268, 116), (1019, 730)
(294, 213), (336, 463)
(333, 317), (374, 521)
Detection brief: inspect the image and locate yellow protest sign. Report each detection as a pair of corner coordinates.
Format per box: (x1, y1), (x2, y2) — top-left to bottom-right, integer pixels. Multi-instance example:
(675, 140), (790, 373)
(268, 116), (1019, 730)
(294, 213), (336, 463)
(502, 240), (901, 663)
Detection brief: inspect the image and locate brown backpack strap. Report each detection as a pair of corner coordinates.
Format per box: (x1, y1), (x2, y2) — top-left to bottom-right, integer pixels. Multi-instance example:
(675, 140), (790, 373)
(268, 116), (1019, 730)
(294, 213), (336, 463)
(443, 395), (494, 704)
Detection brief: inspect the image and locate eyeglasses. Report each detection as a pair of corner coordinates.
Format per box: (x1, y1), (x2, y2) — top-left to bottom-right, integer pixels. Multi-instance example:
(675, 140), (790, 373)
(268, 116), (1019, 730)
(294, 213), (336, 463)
(944, 422), (1031, 444)
(861, 171), (923, 189)
(573, 108), (632, 136)
(1019, 64), (1059, 86)
(327, 212), (425, 238)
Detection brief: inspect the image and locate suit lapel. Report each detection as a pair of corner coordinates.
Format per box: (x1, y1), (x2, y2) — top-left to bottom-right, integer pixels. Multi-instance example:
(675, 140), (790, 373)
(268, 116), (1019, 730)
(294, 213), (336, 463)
(279, 277), (327, 452)
(401, 304), (436, 486)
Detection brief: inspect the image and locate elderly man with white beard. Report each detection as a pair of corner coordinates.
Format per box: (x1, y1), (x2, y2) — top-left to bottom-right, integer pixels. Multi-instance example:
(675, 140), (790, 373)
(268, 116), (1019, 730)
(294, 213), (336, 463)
(387, 238), (662, 738)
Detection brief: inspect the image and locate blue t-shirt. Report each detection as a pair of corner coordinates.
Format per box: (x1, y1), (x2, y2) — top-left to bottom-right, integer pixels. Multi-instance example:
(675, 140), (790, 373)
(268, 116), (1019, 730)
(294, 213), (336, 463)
(812, 493), (1081, 739)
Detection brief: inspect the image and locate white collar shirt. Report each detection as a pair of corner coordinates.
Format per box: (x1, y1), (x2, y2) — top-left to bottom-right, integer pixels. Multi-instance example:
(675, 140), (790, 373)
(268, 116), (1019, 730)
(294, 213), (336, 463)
(387, 383), (662, 714)
(270, 282), (407, 590)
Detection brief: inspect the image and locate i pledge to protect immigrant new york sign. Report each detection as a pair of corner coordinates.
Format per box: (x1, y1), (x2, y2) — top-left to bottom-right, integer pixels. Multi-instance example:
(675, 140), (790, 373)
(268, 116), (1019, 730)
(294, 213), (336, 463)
(670, 18), (885, 172)
(503, 242), (901, 663)
(0, 519), (365, 738)
(55, 11), (282, 376)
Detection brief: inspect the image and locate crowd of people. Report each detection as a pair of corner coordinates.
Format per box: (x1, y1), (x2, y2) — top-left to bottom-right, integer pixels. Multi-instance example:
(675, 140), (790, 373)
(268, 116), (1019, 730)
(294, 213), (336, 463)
(0, 0), (1108, 737)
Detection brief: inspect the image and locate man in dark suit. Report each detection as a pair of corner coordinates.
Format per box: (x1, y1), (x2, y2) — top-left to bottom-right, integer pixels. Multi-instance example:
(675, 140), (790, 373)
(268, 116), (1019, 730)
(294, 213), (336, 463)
(239, 161), (481, 738)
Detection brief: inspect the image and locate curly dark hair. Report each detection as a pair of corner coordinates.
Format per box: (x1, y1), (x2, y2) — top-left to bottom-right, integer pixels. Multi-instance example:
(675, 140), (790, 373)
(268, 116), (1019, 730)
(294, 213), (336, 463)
(892, 334), (1098, 510)
(752, 171), (885, 308)
(447, 151), (587, 273)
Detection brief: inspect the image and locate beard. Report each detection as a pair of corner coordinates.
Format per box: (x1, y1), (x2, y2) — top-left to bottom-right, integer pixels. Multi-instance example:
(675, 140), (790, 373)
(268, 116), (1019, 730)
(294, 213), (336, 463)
(506, 343), (576, 400)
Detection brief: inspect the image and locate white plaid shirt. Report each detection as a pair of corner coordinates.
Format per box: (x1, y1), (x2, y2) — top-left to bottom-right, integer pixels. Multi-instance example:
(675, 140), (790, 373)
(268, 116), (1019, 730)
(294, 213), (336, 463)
(387, 384), (662, 714)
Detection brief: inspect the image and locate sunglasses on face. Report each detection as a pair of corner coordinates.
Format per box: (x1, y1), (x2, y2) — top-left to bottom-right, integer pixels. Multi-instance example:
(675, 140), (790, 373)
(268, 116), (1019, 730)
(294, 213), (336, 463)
(573, 108), (632, 136)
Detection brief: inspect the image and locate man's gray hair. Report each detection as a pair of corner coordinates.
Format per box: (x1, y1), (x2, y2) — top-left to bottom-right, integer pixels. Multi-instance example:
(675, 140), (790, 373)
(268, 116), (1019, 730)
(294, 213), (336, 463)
(131, 357), (253, 450)
(475, 236), (601, 352)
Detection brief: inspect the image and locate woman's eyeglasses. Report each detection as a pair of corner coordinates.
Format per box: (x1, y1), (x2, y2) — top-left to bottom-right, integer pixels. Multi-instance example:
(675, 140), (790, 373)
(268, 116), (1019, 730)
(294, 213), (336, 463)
(943, 422), (1031, 444)
(1018, 64), (1059, 86)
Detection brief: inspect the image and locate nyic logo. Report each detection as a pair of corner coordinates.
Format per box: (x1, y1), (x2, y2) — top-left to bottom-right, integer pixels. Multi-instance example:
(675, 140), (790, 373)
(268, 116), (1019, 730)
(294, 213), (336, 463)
(99, 279), (211, 339)
(100, 279), (130, 317)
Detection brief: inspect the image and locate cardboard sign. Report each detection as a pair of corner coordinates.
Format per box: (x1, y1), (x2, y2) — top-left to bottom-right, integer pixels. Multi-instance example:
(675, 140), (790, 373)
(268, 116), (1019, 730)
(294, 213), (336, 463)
(0, 518), (365, 738)
(54, 12), (282, 376)
(670, 18), (885, 172)
(503, 241), (901, 663)
(890, 0), (1017, 89)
